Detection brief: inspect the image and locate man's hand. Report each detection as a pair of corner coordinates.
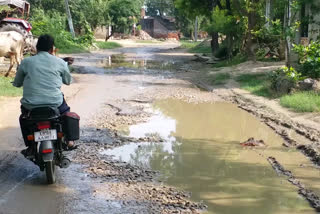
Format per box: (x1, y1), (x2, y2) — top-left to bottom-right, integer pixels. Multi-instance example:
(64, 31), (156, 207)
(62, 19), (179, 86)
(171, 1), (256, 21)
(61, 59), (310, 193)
(62, 57), (74, 65)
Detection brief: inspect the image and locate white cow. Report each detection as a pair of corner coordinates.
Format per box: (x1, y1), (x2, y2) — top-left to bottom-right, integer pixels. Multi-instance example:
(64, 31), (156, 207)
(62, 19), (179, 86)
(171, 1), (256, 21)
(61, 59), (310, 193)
(0, 31), (25, 77)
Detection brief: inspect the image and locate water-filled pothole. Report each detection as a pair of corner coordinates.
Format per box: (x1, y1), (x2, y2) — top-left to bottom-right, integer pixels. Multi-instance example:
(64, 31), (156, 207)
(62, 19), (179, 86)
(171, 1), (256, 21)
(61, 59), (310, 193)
(100, 54), (178, 70)
(103, 99), (317, 214)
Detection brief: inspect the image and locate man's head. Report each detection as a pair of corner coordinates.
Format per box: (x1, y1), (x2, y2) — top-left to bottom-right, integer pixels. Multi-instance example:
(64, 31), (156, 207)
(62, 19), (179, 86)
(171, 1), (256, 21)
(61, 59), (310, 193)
(36, 34), (55, 53)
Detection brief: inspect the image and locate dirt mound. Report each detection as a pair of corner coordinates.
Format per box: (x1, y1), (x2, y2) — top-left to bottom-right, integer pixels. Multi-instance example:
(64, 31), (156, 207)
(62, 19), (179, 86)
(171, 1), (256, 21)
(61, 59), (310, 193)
(137, 30), (154, 40)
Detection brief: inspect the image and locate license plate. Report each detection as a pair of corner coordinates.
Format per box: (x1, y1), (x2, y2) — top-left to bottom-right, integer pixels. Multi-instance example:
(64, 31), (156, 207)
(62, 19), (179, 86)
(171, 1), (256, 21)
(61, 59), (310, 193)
(34, 129), (57, 142)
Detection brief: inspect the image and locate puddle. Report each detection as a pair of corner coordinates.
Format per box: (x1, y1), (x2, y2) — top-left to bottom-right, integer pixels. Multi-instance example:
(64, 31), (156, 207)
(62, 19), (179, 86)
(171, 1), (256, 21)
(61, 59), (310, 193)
(100, 54), (178, 71)
(103, 99), (318, 214)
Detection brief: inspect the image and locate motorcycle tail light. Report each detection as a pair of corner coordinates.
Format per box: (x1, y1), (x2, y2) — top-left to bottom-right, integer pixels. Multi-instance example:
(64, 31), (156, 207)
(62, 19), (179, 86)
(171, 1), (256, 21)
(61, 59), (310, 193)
(27, 135), (34, 141)
(42, 149), (53, 154)
(37, 121), (51, 130)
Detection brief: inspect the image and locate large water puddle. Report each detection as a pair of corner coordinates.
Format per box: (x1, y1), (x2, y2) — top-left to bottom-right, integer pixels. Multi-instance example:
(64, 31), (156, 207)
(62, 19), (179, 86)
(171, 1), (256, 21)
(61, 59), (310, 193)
(103, 99), (318, 214)
(100, 54), (178, 71)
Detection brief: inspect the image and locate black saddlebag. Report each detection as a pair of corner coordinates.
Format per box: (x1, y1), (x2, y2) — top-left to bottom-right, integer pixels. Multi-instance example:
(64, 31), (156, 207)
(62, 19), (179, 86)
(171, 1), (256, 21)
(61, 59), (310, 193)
(62, 112), (80, 141)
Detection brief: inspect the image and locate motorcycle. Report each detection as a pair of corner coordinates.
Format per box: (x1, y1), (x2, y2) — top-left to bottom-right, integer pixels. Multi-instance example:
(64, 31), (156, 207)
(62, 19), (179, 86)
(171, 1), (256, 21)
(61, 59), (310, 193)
(21, 107), (80, 184)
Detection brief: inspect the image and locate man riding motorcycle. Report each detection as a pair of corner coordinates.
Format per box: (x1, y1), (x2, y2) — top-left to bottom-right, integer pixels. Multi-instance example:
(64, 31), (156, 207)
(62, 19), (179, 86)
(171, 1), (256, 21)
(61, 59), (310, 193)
(12, 34), (77, 157)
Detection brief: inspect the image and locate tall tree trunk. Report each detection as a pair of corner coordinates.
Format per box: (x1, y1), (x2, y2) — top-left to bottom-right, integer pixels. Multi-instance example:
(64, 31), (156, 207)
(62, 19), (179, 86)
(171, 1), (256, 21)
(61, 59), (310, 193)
(194, 16), (198, 42)
(211, 32), (219, 55)
(105, 26), (114, 41)
(210, 0), (221, 55)
(265, 0), (272, 28)
(64, 0), (75, 38)
(284, 2), (290, 67)
(246, 0), (259, 61)
(226, 0), (232, 58)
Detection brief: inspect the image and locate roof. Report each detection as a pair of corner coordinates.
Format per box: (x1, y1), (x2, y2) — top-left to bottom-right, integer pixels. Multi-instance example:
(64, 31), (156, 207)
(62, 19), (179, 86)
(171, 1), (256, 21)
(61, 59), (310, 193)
(0, 0), (29, 9)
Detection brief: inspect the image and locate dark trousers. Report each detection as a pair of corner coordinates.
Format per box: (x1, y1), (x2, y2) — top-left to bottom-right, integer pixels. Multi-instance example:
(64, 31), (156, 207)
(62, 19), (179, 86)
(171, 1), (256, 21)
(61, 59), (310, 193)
(19, 98), (70, 147)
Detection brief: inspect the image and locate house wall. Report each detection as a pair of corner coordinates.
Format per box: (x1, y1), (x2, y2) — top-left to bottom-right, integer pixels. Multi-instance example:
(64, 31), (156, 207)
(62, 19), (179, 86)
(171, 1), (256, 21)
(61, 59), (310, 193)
(153, 19), (169, 38)
(154, 19), (180, 40)
(308, 1), (320, 41)
(140, 19), (154, 37)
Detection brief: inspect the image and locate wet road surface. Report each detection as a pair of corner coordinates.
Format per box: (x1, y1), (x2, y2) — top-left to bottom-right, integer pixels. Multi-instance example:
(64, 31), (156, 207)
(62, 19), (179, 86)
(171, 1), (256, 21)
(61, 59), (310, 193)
(0, 42), (181, 214)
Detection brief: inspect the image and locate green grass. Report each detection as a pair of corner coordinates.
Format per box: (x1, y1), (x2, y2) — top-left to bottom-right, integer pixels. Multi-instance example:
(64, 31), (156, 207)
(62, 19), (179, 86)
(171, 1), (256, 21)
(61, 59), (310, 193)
(0, 76), (22, 97)
(180, 40), (211, 54)
(280, 92), (320, 112)
(209, 73), (231, 85)
(236, 73), (320, 112)
(179, 40), (201, 49)
(95, 41), (122, 49)
(236, 73), (273, 98)
(189, 45), (212, 54)
(213, 55), (247, 68)
(59, 41), (121, 53)
(59, 46), (89, 54)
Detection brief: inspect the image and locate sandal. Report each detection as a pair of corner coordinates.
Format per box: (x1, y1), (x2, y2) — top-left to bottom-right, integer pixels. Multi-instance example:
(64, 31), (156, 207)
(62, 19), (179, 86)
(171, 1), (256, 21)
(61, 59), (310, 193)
(66, 144), (78, 151)
(63, 141), (78, 151)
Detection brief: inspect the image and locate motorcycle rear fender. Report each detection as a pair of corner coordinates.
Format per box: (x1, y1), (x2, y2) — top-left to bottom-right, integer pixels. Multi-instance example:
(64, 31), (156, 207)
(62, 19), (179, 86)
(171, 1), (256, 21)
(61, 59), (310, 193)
(39, 141), (54, 162)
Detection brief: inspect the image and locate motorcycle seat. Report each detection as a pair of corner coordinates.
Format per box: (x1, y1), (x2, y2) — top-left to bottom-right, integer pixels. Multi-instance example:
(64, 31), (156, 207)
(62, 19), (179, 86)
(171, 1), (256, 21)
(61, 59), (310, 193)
(26, 107), (60, 121)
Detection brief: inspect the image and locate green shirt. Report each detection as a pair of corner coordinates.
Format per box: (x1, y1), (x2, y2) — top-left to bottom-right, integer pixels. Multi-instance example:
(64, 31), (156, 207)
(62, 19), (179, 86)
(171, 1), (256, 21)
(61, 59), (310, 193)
(13, 51), (72, 110)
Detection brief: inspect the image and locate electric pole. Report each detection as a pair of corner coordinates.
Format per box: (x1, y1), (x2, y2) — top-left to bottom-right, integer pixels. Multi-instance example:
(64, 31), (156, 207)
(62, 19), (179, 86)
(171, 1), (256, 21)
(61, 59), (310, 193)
(64, 0), (75, 38)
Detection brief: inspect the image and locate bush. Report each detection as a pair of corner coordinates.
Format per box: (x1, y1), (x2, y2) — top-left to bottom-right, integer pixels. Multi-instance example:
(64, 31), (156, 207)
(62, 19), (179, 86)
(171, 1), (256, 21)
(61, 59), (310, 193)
(293, 41), (320, 79)
(30, 8), (92, 53)
(214, 45), (228, 58)
(269, 66), (300, 94)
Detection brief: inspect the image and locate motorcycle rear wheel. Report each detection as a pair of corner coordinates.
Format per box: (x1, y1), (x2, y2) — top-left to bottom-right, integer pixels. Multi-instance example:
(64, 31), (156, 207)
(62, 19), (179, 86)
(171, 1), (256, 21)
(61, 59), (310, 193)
(45, 161), (56, 184)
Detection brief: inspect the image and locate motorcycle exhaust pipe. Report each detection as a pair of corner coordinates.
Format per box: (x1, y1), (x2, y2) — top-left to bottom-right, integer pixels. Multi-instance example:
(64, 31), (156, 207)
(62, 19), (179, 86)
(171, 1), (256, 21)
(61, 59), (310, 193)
(60, 157), (71, 169)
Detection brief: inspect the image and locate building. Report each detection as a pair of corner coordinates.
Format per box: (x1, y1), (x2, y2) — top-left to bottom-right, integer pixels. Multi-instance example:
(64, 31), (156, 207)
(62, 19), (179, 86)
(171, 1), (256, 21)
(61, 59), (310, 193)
(307, 1), (320, 41)
(299, 1), (320, 43)
(139, 15), (180, 40)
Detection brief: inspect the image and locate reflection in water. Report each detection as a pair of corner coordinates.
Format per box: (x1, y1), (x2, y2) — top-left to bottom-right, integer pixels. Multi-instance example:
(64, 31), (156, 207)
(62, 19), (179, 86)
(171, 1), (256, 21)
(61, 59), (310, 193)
(129, 110), (177, 142)
(100, 54), (177, 70)
(103, 99), (316, 214)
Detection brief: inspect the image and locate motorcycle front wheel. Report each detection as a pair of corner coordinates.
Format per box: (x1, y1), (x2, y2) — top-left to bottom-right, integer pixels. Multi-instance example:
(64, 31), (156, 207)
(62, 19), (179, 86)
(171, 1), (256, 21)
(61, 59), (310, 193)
(45, 161), (56, 184)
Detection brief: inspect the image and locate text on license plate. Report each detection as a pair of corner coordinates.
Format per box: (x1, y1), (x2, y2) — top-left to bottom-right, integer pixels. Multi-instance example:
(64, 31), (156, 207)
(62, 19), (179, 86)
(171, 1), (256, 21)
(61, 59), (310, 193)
(34, 129), (57, 142)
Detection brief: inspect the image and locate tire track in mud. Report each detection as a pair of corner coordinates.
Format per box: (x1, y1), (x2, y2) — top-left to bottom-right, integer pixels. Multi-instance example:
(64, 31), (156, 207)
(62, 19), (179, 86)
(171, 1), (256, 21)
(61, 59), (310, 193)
(232, 94), (320, 166)
(267, 157), (320, 212)
(229, 91), (320, 212)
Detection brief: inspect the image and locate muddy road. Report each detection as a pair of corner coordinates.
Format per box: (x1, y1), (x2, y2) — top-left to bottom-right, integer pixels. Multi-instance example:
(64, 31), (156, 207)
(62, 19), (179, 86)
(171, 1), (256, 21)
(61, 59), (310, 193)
(0, 40), (320, 214)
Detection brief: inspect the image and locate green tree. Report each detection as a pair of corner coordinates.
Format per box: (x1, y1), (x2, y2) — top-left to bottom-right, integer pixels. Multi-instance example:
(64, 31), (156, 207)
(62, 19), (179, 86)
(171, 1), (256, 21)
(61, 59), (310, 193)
(70, 0), (110, 32)
(28, 0), (65, 13)
(106, 0), (143, 40)
(145, 0), (175, 16)
(175, 0), (225, 54)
